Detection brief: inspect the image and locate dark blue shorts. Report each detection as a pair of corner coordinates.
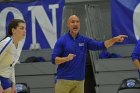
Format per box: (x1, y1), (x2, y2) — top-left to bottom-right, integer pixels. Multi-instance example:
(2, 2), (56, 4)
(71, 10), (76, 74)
(0, 76), (12, 90)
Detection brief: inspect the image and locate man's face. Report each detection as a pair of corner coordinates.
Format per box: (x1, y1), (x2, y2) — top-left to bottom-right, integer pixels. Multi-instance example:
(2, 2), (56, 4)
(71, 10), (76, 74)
(67, 15), (80, 35)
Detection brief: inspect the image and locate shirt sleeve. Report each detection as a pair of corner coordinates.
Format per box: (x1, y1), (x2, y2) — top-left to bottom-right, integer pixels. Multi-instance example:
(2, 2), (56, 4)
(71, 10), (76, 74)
(85, 37), (106, 50)
(0, 37), (13, 61)
(132, 40), (140, 61)
(51, 38), (64, 64)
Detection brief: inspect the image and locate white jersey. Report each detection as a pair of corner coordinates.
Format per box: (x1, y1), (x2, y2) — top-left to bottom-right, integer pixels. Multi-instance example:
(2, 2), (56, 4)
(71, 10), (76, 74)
(0, 37), (24, 83)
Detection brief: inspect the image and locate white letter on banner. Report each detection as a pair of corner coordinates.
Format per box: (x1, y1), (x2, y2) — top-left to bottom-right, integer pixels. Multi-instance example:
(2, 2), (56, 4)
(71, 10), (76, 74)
(28, 5), (58, 49)
(133, 3), (140, 40)
(49, 4), (59, 40)
(0, 7), (24, 40)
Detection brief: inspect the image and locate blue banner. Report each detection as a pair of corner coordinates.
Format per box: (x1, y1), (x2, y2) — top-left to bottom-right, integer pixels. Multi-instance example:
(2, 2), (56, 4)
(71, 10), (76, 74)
(111, 0), (140, 44)
(0, 0), (64, 49)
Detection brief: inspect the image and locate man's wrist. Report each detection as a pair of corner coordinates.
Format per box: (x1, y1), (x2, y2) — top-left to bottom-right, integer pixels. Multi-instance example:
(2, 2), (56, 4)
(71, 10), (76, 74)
(65, 57), (69, 62)
(112, 37), (118, 43)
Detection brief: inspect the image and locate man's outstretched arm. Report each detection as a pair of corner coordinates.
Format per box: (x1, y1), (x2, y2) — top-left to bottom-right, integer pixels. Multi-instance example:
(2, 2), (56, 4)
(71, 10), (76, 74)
(104, 35), (128, 48)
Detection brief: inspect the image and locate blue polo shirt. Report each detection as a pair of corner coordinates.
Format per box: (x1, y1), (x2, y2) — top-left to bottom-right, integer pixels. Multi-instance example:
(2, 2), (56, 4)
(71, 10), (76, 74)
(132, 39), (140, 77)
(132, 39), (140, 61)
(52, 32), (106, 80)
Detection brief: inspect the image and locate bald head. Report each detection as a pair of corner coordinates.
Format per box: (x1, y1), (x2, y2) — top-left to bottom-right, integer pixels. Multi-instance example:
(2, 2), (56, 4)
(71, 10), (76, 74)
(67, 15), (80, 38)
(67, 15), (79, 24)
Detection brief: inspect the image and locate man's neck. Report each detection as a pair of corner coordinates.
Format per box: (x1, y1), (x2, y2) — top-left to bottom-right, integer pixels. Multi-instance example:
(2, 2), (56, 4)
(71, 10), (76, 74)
(69, 31), (78, 39)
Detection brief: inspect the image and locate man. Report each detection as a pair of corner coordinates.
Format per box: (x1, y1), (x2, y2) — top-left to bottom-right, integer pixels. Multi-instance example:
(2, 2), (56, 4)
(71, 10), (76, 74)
(132, 39), (140, 77)
(52, 15), (127, 93)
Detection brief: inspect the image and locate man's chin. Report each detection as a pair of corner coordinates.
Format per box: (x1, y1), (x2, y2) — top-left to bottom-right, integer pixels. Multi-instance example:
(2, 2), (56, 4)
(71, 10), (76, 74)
(72, 29), (79, 32)
(72, 30), (78, 34)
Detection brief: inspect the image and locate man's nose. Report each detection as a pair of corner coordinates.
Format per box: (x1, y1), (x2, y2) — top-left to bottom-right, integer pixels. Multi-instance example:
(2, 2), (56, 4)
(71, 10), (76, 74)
(74, 22), (77, 25)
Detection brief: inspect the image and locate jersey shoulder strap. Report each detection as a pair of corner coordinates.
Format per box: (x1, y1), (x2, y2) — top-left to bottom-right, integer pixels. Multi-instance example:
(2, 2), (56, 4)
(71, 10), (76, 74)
(0, 37), (12, 55)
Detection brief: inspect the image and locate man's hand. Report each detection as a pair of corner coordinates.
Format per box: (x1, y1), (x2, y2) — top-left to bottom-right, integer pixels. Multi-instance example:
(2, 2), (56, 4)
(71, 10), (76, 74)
(55, 54), (76, 64)
(66, 54), (76, 61)
(114, 35), (128, 42)
(104, 35), (128, 48)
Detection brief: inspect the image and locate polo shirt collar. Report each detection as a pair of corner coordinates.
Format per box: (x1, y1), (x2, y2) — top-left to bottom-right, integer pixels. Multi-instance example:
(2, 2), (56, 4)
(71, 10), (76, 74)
(68, 31), (79, 40)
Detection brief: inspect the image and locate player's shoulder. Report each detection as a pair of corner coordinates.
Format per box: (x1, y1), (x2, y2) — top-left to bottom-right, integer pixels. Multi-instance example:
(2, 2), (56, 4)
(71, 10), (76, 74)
(0, 37), (12, 44)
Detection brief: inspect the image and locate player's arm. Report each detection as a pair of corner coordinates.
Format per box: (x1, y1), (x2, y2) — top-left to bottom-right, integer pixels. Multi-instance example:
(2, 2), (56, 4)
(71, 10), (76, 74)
(0, 37), (13, 61)
(133, 59), (140, 70)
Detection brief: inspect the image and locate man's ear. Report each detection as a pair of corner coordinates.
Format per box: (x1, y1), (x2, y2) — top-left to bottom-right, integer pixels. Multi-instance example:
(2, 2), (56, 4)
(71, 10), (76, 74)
(67, 20), (69, 28)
